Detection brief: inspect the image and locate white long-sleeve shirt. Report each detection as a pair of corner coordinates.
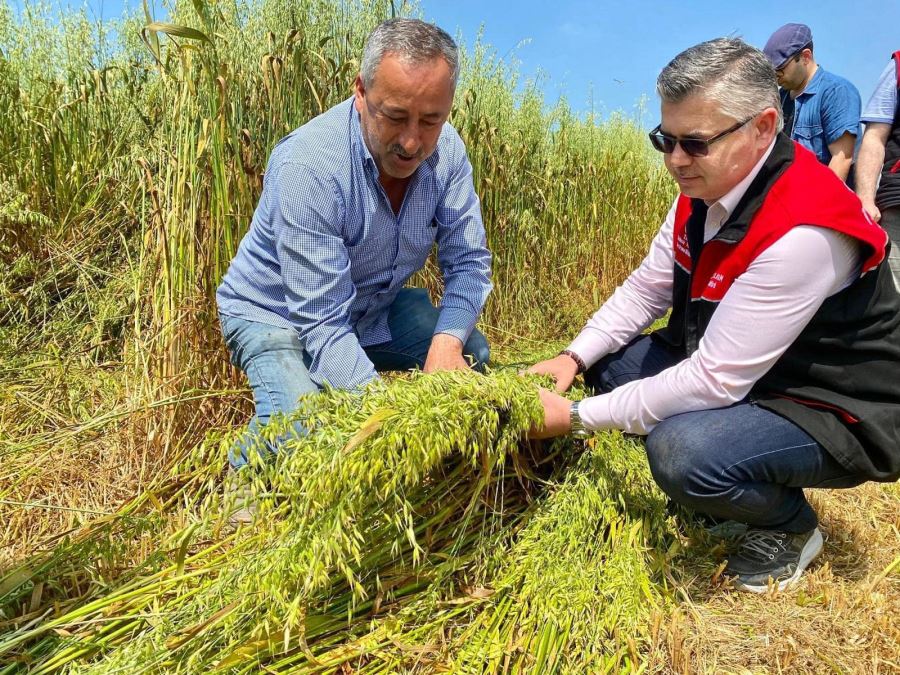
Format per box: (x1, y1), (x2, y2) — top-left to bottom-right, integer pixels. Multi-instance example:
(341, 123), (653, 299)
(568, 143), (863, 435)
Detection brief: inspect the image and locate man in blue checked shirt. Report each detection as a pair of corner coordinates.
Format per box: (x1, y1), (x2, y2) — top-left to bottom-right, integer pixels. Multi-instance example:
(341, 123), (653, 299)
(217, 18), (492, 471)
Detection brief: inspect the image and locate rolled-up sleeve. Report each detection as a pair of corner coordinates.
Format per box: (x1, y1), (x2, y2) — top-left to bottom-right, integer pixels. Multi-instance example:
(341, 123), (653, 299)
(269, 162), (378, 389)
(821, 80), (861, 144)
(432, 141), (492, 343)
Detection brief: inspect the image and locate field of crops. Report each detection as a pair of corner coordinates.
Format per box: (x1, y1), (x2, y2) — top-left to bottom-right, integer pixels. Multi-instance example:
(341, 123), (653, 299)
(1, 0), (898, 672)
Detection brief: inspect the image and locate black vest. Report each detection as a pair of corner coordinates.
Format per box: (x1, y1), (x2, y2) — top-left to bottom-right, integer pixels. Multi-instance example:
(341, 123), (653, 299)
(654, 136), (900, 481)
(876, 51), (900, 210)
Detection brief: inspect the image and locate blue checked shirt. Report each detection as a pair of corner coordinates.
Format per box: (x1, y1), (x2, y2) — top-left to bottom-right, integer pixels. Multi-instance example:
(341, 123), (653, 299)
(216, 97), (492, 390)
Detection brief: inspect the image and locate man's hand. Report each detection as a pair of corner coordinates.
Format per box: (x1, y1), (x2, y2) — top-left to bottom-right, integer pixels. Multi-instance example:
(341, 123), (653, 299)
(861, 198), (882, 223)
(423, 333), (469, 373)
(528, 354), (580, 392)
(528, 388), (572, 439)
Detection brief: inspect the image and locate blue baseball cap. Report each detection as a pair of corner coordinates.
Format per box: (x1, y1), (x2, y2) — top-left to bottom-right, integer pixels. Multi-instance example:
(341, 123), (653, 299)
(763, 23), (813, 70)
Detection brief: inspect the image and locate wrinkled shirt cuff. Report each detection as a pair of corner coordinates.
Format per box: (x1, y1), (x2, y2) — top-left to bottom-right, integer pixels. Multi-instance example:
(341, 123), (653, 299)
(434, 307), (477, 344)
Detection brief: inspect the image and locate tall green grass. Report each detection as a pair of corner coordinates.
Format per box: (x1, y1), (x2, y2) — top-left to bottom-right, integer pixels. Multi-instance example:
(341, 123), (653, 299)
(2, 0), (671, 371)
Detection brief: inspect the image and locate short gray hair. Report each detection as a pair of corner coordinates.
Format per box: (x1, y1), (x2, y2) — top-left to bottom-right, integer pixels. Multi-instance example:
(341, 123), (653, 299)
(361, 18), (459, 89)
(657, 37), (783, 133)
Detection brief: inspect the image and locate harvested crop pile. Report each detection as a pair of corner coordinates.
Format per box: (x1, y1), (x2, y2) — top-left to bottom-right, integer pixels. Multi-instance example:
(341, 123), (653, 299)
(0, 370), (677, 672)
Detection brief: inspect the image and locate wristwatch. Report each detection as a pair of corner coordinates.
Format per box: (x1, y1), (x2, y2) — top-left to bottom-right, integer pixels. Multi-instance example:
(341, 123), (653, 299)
(570, 401), (589, 437)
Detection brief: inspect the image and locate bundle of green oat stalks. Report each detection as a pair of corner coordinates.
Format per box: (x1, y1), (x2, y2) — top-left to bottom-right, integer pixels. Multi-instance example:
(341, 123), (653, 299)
(0, 370), (679, 673)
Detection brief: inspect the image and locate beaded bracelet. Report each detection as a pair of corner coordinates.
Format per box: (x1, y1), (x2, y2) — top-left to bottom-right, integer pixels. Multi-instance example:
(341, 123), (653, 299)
(559, 349), (586, 374)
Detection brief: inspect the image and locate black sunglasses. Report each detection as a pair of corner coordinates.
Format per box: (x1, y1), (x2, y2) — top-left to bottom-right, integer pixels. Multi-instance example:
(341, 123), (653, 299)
(648, 116), (754, 157)
(776, 43), (811, 74)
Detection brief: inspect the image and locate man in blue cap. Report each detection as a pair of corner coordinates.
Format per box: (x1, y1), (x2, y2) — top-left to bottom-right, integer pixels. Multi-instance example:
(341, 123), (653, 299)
(763, 23), (861, 183)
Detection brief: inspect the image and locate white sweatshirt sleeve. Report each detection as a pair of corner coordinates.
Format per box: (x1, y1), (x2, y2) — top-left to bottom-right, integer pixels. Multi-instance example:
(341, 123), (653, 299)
(577, 225), (862, 435)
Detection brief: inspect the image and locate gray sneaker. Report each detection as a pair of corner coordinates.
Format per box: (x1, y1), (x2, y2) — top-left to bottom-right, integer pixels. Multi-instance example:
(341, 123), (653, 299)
(223, 468), (258, 528)
(726, 527), (823, 593)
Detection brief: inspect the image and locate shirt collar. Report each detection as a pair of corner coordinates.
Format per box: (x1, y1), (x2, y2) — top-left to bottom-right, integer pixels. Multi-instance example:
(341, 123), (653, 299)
(797, 65), (824, 97)
(350, 98), (377, 169)
(706, 138), (778, 223)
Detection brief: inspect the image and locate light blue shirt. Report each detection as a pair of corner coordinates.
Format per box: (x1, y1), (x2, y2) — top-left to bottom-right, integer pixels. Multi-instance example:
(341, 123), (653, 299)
(861, 60), (898, 124)
(217, 97), (492, 389)
(790, 67), (861, 165)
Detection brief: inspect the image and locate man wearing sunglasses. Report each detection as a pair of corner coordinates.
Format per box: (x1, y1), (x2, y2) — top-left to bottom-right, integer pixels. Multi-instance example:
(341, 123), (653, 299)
(530, 38), (900, 593)
(763, 23), (860, 183)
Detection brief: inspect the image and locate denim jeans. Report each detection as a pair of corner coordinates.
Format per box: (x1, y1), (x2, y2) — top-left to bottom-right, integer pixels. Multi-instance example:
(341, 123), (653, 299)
(584, 335), (864, 532)
(220, 288), (490, 468)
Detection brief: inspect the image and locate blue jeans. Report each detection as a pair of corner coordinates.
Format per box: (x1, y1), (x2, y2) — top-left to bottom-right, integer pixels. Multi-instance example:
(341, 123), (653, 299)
(220, 288), (490, 468)
(584, 335), (864, 532)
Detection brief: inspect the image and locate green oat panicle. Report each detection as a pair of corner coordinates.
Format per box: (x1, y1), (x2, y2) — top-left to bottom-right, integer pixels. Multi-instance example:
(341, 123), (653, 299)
(445, 434), (675, 673)
(44, 370), (548, 672)
(229, 369), (546, 604)
(0, 368), (684, 674)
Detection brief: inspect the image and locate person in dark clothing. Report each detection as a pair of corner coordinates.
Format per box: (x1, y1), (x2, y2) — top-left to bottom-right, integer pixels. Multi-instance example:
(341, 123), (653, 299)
(856, 50), (900, 289)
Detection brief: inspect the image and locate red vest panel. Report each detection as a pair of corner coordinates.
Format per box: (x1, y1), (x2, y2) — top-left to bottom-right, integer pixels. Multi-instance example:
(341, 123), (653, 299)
(673, 143), (886, 304)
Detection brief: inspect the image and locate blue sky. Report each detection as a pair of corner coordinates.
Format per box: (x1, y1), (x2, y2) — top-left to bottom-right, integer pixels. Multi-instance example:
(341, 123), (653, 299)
(12, 0), (899, 124)
(418, 0), (897, 124)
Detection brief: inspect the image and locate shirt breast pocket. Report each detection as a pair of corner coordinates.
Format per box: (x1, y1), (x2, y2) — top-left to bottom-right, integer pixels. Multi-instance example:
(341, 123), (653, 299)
(397, 218), (439, 267)
(792, 124), (826, 160)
